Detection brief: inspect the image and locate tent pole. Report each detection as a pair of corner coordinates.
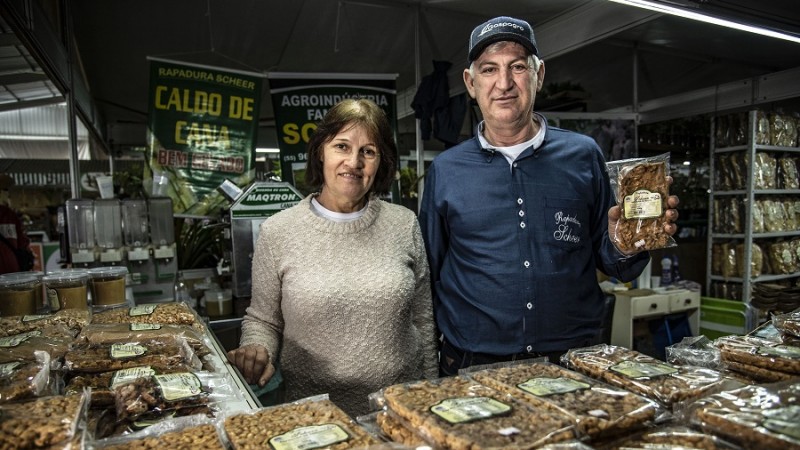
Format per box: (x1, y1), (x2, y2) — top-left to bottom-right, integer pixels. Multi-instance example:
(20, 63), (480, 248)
(414, 5), (424, 212)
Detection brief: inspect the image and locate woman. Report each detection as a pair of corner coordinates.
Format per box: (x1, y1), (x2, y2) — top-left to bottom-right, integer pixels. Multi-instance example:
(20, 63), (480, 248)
(227, 98), (438, 417)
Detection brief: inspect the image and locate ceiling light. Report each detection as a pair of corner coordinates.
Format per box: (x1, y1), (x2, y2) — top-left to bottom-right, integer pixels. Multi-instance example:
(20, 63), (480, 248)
(255, 147), (280, 153)
(608, 0), (800, 44)
(0, 134), (69, 141)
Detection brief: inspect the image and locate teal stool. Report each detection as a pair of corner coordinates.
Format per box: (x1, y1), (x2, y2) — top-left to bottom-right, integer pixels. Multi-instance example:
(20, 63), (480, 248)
(249, 367), (284, 407)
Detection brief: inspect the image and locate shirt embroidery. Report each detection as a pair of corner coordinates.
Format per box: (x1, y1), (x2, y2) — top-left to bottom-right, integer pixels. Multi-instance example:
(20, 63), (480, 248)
(553, 211), (581, 243)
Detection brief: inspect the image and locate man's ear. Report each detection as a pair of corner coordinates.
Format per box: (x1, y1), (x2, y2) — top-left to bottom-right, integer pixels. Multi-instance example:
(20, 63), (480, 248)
(536, 61), (546, 92)
(463, 68), (477, 99)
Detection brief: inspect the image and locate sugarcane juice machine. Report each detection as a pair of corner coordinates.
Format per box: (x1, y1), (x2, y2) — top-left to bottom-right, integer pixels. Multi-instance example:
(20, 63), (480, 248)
(225, 182), (303, 300)
(125, 197), (178, 303)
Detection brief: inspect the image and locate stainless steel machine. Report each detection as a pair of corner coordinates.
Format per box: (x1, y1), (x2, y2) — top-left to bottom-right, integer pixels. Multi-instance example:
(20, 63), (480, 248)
(62, 196), (178, 303)
(225, 182), (303, 299)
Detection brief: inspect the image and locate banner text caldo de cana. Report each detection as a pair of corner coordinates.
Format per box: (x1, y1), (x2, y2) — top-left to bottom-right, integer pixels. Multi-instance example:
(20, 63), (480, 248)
(145, 58), (264, 215)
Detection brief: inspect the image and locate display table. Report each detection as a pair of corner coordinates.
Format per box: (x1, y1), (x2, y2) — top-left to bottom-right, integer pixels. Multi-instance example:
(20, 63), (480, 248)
(611, 288), (700, 349)
(203, 322), (260, 410)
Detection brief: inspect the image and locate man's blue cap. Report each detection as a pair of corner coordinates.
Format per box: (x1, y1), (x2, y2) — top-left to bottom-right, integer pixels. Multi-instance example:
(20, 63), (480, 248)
(468, 16), (538, 63)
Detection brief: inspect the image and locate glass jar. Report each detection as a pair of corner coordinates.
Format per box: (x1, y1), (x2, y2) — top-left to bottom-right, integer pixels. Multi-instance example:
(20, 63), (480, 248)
(0, 272), (39, 316)
(88, 266), (129, 306)
(43, 270), (89, 311)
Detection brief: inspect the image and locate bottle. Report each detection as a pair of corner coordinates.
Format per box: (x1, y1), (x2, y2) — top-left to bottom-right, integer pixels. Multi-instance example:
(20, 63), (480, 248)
(672, 254), (681, 283)
(660, 256), (672, 287)
(174, 274), (195, 308)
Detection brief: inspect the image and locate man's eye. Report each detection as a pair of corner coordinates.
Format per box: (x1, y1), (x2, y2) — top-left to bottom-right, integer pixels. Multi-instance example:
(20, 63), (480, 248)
(480, 67), (496, 74)
(511, 64), (528, 73)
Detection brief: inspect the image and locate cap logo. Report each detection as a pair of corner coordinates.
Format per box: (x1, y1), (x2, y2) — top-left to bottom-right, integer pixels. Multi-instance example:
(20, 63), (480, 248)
(479, 22), (525, 36)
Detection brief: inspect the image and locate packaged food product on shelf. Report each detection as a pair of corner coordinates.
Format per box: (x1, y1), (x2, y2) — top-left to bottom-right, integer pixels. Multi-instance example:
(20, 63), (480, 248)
(224, 396), (381, 450)
(564, 344), (741, 408)
(688, 380), (800, 450)
(607, 153), (676, 253)
(91, 414), (227, 450)
(716, 334), (800, 382)
(0, 391), (88, 449)
(377, 375), (577, 450)
(465, 360), (664, 440)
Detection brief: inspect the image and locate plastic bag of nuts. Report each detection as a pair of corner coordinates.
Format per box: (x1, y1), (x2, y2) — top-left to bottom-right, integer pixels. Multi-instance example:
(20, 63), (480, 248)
(91, 302), (204, 331)
(564, 344), (742, 409)
(76, 323), (213, 357)
(90, 414), (227, 450)
(0, 350), (51, 404)
(0, 308), (90, 338)
(772, 309), (800, 339)
(376, 375), (578, 450)
(223, 395), (381, 450)
(716, 334), (800, 381)
(0, 390), (88, 449)
(687, 380), (800, 450)
(607, 153), (676, 254)
(356, 410), (428, 448)
(595, 424), (738, 450)
(0, 327), (74, 363)
(64, 338), (202, 373)
(465, 360), (665, 440)
(113, 370), (235, 422)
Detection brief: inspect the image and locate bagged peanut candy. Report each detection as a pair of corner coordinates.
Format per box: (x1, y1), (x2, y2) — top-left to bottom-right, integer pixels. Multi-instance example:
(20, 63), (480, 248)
(466, 361), (664, 440)
(607, 153), (676, 253)
(378, 375), (577, 450)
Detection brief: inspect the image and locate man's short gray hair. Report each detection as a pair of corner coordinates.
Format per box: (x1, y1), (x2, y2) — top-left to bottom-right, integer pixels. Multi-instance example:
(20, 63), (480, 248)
(467, 41), (542, 78)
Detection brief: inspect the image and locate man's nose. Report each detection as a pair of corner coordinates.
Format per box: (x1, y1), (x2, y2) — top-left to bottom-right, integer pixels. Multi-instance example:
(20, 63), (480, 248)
(496, 67), (514, 90)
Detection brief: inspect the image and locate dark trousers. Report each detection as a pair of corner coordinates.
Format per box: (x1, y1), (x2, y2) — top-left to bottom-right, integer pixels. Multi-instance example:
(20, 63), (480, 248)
(439, 337), (569, 377)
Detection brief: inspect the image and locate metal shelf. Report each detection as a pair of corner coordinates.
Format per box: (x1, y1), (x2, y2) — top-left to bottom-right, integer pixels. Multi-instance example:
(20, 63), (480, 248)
(706, 110), (800, 309)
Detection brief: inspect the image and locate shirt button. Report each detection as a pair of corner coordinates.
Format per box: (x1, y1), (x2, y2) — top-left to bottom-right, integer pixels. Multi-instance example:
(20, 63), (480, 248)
(520, 222), (526, 229)
(526, 345), (533, 352)
(523, 261), (530, 268)
(518, 210), (525, 217)
(513, 162), (518, 168)
(517, 198), (523, 205)
(526, 302), (533, 310)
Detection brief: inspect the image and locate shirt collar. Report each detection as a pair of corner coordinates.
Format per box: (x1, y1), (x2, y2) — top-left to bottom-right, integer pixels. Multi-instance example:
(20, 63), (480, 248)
(476, 113), (548, 156)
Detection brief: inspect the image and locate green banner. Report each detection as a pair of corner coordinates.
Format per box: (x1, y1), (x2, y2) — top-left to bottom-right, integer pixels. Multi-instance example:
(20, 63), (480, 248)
(144, 58), (264, 215)
(267, 73), (398, 199)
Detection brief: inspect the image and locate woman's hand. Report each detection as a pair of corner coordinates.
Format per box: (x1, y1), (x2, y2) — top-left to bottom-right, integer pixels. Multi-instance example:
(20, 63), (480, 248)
(227, 344), (275, 387)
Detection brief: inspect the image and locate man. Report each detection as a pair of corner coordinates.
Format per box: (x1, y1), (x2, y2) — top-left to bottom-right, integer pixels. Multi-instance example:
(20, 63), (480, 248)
(418, 16), (680, 375)
(0, 174), (31, 274)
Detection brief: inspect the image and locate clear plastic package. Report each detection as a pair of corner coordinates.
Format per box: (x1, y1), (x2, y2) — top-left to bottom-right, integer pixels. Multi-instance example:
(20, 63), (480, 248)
(0, 308), (90, 337)
(464, 360), (664, 440)
(688, 380), (800, 450)
(564, 344), (740, 408)
(0, 390), (89, 449)
(716, 334), (800, 382)
(113, 370), (235, 422)
(91, 302), (204, 330)
(376, 375), (577, 450)
(91, 414), (227, 449)
(223, 395), (382, 450)
(607, 153), (676, 253)
(0, 350), (51, 403)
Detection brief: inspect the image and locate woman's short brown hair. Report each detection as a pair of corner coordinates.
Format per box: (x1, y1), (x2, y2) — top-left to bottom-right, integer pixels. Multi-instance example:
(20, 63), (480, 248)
(304, 98), (397, 195)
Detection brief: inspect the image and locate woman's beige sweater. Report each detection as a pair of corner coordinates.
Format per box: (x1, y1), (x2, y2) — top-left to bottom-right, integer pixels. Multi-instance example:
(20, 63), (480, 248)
(240, 195), (438, 417)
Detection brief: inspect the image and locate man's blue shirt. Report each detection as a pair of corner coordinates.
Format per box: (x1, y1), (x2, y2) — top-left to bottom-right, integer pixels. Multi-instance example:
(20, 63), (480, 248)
(418, 120), (649, 354)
